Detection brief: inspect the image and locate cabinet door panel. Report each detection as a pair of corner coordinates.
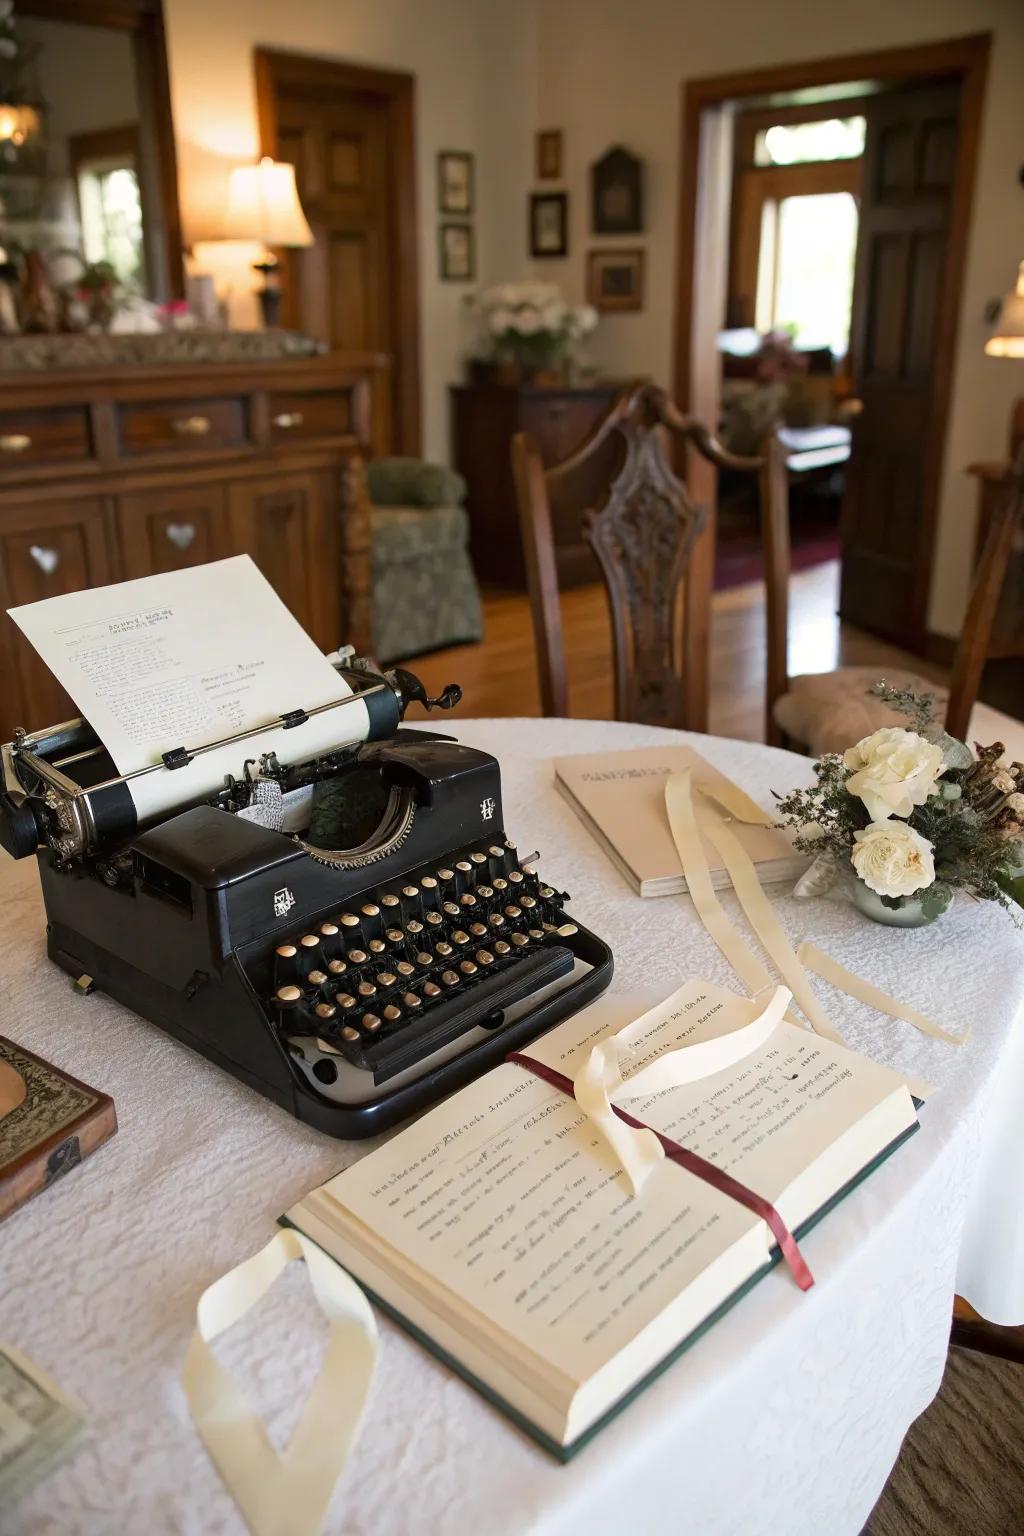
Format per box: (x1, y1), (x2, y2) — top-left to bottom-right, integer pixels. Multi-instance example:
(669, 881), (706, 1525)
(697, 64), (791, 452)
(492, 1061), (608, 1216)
(118, 485), (229, 577)
(226, 472), (335, 645)
(0, 497), (113, 733)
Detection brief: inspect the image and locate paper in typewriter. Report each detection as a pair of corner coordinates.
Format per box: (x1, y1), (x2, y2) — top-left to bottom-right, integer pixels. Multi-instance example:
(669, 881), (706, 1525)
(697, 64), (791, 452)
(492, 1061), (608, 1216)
(288, 980), (917, 1450)
(8, 555), (367, 821)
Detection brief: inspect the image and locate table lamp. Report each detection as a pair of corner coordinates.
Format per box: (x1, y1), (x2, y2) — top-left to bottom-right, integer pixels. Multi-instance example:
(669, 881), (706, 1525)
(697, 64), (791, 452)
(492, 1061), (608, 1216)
(985, 260), (1024, 358)
(224, 157), (313, 328)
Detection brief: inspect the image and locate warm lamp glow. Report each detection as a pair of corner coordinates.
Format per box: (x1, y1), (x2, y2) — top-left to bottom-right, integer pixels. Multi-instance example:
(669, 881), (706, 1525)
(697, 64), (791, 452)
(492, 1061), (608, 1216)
(224, 158), (313, 250)
(985, 261), (1024, 359)
(0, 102), (42, 149)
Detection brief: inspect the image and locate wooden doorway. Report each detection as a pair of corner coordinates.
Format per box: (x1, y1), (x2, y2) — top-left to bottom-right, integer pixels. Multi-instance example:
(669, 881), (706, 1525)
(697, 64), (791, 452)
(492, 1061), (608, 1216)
(673, 34), (990, 725)
(255, 49), (421, 455)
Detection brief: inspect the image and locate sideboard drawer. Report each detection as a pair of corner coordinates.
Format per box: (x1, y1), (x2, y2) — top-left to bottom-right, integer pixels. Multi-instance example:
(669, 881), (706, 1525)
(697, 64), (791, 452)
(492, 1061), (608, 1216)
(0, 406), (92, 468)
(117, 396), (248, 456)
(268, 390), (352, 441)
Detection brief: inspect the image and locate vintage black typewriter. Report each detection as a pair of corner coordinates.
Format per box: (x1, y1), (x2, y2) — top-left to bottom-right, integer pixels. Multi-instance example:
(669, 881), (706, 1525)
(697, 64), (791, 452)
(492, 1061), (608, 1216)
(0, 658), (613, 1137)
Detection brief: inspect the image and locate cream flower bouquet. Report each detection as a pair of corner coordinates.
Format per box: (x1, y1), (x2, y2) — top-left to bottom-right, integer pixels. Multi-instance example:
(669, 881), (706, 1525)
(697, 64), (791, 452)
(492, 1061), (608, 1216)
(774, 684), (1024, 927)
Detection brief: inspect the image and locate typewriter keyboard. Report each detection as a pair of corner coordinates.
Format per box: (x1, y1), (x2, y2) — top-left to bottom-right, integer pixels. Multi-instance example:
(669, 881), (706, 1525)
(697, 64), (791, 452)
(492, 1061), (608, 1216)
(268, 840), (582, 1095)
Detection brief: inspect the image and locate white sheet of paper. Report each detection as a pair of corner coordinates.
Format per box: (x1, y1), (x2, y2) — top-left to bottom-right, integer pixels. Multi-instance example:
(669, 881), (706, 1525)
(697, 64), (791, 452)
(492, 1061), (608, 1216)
(8, 556), (369, 822)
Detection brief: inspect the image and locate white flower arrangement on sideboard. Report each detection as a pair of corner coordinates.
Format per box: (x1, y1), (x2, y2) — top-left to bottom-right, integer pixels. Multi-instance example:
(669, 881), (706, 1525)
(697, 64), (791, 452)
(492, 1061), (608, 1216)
(467, 283), (598, 379)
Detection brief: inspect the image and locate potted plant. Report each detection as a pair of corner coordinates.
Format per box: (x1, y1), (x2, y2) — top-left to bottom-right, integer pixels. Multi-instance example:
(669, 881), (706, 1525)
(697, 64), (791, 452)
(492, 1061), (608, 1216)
(468, 282), (598, 385)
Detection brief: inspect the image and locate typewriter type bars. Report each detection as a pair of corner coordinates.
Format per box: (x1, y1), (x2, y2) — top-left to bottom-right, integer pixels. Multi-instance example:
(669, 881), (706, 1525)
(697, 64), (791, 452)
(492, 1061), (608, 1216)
(271, 839), (579, 1096)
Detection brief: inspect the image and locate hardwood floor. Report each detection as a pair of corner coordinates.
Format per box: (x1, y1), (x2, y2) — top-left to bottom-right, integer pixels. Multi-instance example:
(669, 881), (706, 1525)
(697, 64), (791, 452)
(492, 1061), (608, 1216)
(413, 560), (948, 739)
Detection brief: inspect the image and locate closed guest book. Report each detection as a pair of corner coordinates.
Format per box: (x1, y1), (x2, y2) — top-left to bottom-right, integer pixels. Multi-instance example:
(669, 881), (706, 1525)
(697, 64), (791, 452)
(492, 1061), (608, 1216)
(0, 1038), (116, 1224)
(553, 746), (805, 895)
(285, 979), (918, 1458)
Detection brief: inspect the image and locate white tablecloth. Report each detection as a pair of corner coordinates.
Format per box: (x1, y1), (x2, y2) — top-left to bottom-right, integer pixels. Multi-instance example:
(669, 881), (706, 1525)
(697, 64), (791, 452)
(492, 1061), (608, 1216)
(3, 718), (1023, 1536)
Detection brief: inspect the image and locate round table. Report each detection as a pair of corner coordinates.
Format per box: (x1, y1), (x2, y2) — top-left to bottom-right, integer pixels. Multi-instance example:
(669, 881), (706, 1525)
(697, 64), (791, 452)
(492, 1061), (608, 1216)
(2, 718), (1022, 1536)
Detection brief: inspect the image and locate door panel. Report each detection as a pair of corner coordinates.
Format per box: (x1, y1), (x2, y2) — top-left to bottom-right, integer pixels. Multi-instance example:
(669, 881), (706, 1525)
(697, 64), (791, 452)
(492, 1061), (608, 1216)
(118, 485), (229, 577)
(839, 82), (961, 644)
(0, 498), (113, 730)
(227, 473), (323, 641)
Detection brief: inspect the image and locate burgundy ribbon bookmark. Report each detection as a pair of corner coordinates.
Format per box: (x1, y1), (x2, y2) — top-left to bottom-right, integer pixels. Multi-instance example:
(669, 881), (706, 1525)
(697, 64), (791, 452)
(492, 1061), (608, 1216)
(506, 1051), (814, 1291)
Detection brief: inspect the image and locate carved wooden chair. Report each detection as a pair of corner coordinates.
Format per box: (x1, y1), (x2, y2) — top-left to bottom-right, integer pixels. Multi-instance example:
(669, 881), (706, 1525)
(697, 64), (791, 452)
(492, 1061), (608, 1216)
(765, 437), (1024, 756)
(511, 384), (776, 729)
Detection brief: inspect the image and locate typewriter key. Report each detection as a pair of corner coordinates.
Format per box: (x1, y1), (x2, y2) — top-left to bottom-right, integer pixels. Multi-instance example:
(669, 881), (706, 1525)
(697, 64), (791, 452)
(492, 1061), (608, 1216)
(508, 870), (524, 886)
(459, 893), (477, 908)
(420, 875), (438, 890)
(275, 984), (302, 1006)
(327, 959), (347, 976)
(492, 877), (508, 892)
(476, 885), (494, 901)
(441, 970), (460, 988)
(275, 944), (297, 959)
(493, 941), (511, 956)
(369, 939), (386, 954)
(471, 852), (488, 865)
(341, 1025), (361, 1043)
(336, 993), (357, 1010)
(396, 960), (415, 977)
(505, 905), (522, 920)
(435, 942), (453, 958)
(376, 971), (397, 988)
(318, 922), (342, 957)
(528, 928), (545, 941)
(357, 981), (377, 999)
(539, 886), (555, 899)
(415, 951), (433, 967)
(488, 845), (505, 859)
(338, 912), (360, 928)
(425, 911), (443, 927)
(520, 895), (537, 910)
(442, 901), (460, 918)
(543, 921), (578, 937)
(459, 960), (478, 976)
(385, 927), (404, 944)
(451, 930), (471, 946)
(307, 970), (330, 995)
(436, 867), (454, 881)
(406, 919), (424, 935)
(403, 991), (422, 1009)
(475, 950), (495, 966)
(361, 1014), (382, 1033)
(361, 903), (380, 917)
(422, 980), (442, 998)
(383, 1004), (402, 1023)
(510, 933), (529, 948)
(314, 1002), (337, 1022)
(455, 860), (472, 873)
(273, 944), (299, 986)
(488, 913), (505, 928)
(381, 893), (400, 909)
(469, 922), (488, 938)
(347, 948), (368, 965)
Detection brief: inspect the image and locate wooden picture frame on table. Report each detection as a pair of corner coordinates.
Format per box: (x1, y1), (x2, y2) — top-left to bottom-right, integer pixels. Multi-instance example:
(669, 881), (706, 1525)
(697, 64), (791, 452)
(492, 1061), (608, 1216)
(439, 222), (475, 282)
(587, 248), (645, 312)
(536, 129), (563, 180)
(530, 192), (568, 258)
(438, 150), (474, 214)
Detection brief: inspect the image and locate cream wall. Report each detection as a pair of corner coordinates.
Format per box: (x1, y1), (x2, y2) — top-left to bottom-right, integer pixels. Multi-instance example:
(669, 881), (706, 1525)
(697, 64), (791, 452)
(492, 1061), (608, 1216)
(531, 0), (1024, 638)
(162, 0), (535, 463)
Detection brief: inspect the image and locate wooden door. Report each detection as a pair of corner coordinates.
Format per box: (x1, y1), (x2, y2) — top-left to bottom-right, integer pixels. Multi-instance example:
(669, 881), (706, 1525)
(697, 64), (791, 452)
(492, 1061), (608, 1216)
(118, 484), (230, 577)
(257, 51), (420, 457)
(226, 471), (337, 649)
(839, 82), (962, 644)
(0, 497), (114, 731)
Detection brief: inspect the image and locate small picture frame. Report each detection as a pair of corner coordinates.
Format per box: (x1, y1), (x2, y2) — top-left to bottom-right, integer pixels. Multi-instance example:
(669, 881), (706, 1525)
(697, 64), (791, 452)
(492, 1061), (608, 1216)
(439, 222), (475, 282)
(587, 248), (645, 312)
(591, 145), (644, 235)
(536, 129), (563, 181)
(529, 191), (568, 259)
(437, 151), (474, 214)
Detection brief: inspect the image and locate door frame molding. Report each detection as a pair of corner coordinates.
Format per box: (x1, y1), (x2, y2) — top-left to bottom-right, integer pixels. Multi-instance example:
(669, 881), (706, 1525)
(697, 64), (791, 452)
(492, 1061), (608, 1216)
(672, 32), (990, 694)
(254, 47), (422, 455)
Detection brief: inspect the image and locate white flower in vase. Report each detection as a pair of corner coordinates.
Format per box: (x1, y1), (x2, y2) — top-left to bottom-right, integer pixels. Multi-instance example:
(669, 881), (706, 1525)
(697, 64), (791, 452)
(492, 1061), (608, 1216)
(851, 820), (936, 899)
(843, 727), (945, 821)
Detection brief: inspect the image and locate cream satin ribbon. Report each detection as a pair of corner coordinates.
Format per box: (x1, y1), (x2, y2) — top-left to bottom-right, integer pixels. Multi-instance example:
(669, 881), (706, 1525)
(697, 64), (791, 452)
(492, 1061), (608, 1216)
(573, 982), (793, 1196)
(664, 768), (968, 1056)
(182, 1228), (378, 1536)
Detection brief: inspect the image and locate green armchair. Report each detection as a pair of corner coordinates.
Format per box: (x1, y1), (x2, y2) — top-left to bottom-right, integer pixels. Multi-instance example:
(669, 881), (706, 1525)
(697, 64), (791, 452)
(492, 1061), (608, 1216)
(367, 457), (484, 663)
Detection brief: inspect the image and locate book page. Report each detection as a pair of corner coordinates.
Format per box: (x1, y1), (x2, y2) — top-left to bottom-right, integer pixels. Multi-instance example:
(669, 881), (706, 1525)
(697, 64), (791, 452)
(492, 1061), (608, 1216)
(318, 981), (911, 1387)
(553, 746), (796, 885)
(8, 556), (368, 821)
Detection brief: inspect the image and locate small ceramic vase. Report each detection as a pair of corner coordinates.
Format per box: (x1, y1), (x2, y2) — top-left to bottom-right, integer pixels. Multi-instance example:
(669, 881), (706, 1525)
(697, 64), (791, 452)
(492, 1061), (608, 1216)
(850, 878), (942, 928)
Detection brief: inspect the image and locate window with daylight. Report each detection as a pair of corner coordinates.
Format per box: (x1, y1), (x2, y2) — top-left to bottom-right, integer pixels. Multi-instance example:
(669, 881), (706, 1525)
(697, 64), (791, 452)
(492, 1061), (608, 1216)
(758, 189), (860, 352)
(755, 116), (866, 166)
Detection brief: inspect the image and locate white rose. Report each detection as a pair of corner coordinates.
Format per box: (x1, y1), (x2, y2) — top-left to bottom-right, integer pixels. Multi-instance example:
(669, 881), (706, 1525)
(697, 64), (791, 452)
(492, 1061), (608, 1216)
(851, 820), (936, 899)
(843, 727), (945, 821)
(993, 769), (1016, 793)
(513, 305), (541, 335)
(540, 300), (567, 331)
(487, 307), (513, 335)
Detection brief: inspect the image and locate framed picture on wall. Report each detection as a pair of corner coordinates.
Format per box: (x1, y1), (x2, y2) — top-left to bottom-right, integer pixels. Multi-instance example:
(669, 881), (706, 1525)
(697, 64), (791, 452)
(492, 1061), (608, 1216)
(439, 222), (475, 281)
(438, 151), (474, 214)
(530, 191), (568, 258)
(536, 129), (563, 180)
(591, 146), (644, 234)
(587, 248), (645, 311)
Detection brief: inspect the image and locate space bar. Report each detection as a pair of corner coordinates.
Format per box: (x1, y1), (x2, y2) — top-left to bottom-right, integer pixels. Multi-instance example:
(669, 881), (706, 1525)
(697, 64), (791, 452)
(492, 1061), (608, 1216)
(366, 947), (575, 1083)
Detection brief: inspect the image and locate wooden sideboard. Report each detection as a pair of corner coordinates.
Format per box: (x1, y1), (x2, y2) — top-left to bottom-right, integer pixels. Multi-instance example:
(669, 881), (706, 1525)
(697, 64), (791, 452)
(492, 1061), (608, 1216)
(450, 382), (626, 588)
(0, 350), (383, 740)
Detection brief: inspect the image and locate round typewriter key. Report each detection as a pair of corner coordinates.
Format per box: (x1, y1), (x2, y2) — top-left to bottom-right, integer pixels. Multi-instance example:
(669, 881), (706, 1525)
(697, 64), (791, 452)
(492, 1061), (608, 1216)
(346, 948), (368, 965)
(376, 971), (397, 988)
(341, 1025), (360, 1042)
(361, 1013), (382, 1033)
(423, 980), (442, 998)
(492, 877), (508, 891)
(558, 922), (579, 936)
(505, 905), (522, 919)
(509, 870), (524, 885)
(469, 922), (488, 937)
(381, 893), (400, 908)
(455, 860), (472, 874)
(488, 846), (504, 859)
(420, 875), (437, 889)
(314, 1002), (336, 1021)
(539, 886), (555, 899)
(494, 941), (511, 956)
(442, 901), (460, 917)
(471, 852), (487, 864)
(425, 911), (443, 926)
(361, 903), (380, 917)
(436, 867), (454, 880)
(358, 981), (377, 998)
(336, 992), (356, 1009)
(451, 930), (470, 945)
(406, 919), (424, 935)
(299, 934), (319, 949)
(529, 928), (545, 940)
(435, 942), (453, 958)
(504, 839), (517, 851)
(396, 960), (415, 977)
(415, 951), (433, 967)
(459, 960), (478, 976)
(475, 950), (495, 966)
(402, 885), (419, 899)
(441, 970), (460, 988)
(459, 893), (477, 907)
(339, 912), (360, 928)
(319, 922), (340, 943)
(403, 991), (422, 1009)
(520, 895), (537, 910)
(327, 959), (347, 975)
(488, 913), (505, 927)
(476, 884), (494, 900)
(385, 927), (404, 943)
(275, 984), (302, 1005)
(275, 943), (297, 959)
(383, 1004), (402, 1023)
(369, 939), (386, 954)
(511, 933), (529, 948)
(307, 970), (329, 993)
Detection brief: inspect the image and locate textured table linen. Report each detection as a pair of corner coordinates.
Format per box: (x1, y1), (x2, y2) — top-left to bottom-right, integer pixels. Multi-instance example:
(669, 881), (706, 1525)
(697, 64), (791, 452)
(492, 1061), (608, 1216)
(1, 718), (1022, 1536)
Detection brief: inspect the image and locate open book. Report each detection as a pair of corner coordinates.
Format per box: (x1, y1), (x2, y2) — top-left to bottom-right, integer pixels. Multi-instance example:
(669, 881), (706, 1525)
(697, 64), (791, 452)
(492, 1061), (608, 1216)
(285, 980), (918, 1459)
(553, 746), (806, 895)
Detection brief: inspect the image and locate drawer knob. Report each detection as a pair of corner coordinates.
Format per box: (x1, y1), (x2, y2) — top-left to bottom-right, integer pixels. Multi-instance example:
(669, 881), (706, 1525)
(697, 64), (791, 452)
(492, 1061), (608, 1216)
(29, 544), (59, 574)
(171, 415), (212, 437)
(272, 411), (305, 430)
(0, 432), (31, 453)
(164, 521), (196, 551)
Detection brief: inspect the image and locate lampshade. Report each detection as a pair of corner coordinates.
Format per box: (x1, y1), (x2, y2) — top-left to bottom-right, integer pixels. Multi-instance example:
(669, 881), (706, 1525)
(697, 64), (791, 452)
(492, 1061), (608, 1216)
(985, 260), (1024, 359)
(224, 158), (313, 249)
